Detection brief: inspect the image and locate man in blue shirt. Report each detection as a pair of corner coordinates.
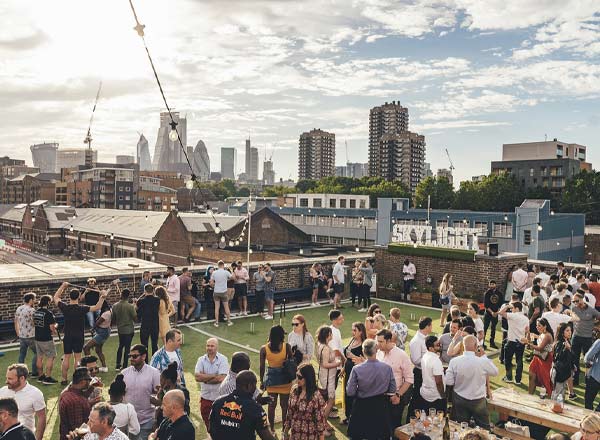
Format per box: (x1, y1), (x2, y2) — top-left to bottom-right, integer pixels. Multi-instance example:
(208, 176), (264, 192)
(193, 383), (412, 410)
(584, 339), (600, 410)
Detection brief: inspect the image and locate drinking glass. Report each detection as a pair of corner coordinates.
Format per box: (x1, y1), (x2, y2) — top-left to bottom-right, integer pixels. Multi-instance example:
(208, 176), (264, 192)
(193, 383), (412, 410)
(429, 408), (436, 419)
(460, 422), (468, 431)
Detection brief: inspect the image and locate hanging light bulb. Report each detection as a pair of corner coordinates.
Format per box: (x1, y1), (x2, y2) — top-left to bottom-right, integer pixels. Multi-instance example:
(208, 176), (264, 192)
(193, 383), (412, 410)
(249, 248), (253, 254)
(299, 248), (304, 255)
(550, 210), (555, 216)
(355, 246), (360, 252)
(199, 245), (204, 252)
(228, 240), (234, 247)
(153, 240), (158, 247)
(185, 180), (194, 190)
(504, 215), (508, 222)
(110, 233), (115, 240)
(69, 225), (74, 233)
(215, 226), (221, 234)
(32, 216), (36, 223)
(169, 121), (178, 142)
(537, 223), (543, 231)
(220, 236), (226, 243)
(235, 240), (240, 245)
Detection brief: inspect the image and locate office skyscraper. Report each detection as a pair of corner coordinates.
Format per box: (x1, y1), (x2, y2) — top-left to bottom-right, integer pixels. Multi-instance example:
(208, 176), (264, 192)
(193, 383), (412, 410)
(245, 139), (259, 182)
(152, 111), (187, 172)
(192, 140), (211, 181)
(30, 142), (58, 173)
(263, 159), (275, 186)
(137, 134), (152, 171)
(56, 148), (97, 171)
(221, 147), (236, 180)
(298, 128), (335, 180)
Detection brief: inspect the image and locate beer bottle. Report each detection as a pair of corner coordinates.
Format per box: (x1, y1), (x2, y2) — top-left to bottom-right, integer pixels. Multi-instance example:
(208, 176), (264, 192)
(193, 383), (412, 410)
(443, 415), (451, 440)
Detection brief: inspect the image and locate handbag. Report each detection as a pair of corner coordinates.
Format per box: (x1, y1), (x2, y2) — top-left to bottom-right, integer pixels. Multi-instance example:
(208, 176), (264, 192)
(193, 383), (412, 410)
(282, 344), (298, 382)
(317, 346), (331, 400)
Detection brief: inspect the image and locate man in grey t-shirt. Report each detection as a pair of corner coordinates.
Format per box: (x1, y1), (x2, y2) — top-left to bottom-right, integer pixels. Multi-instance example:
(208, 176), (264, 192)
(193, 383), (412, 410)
(210, 260), (233, 328)
(439, 319), (462, 365)
(571, 292), (600, 385)
(253, 263), (266, 316)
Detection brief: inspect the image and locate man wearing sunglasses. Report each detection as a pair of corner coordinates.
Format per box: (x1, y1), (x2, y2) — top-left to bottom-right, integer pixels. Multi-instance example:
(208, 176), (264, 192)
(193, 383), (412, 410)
(121, 345), (160, 440)
(570, 293), (600, 386)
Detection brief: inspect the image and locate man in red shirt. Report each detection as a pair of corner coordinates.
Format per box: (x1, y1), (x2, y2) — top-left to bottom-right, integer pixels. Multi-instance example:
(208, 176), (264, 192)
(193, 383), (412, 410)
(588, 274), (600, 311)
(58, 367), (92, 440)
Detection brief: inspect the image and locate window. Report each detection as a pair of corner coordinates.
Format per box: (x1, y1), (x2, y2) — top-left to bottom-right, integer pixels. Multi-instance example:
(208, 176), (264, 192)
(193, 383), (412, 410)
(305, 215), (316, 225)
(318, 216), (330, 226)
(315, 235), (329, 244)
(492, 222), (513, 238)
(118, 186), (123, 191)
(350, 199), (356, 208)
(529, 168), (534, 177)
(330, 237), (343, 245)
(119, 196), (124, 201)
(523, 230), (532, 245)
(474, 222), (488, 235)
(340, 199), (347, 208)
(359, 200), (366, 209)
(125, 186), (131, 191)
(436, 220), (448, 228)
(329, 199), (336, 208)
(313, 198), (322, 208)
(299, 198), (308, 207)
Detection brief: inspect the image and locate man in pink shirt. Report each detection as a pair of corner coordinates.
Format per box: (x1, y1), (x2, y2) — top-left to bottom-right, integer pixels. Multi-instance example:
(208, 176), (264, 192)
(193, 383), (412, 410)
(376, 328), (413, 432)
(233, 260), (250, 316)
(165, 266), (180, 324)
(511, 262), (529, 300)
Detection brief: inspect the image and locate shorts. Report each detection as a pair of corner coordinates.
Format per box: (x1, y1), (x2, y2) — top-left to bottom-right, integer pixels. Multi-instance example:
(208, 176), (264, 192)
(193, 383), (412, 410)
(93, 327), (110, 345)
(180, 294), (195, 307)
(35, 340), (56, 358)
(213, 291), (228, 301)
(63, 335), (84, 354)
(234, 283), (248, 297)
(334, 283), (344, 294)
(265, 291), (275, 302)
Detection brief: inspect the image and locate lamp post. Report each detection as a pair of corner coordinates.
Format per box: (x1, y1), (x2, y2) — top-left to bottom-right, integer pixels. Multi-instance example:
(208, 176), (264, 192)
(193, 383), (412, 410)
(247, 193), (255, 266)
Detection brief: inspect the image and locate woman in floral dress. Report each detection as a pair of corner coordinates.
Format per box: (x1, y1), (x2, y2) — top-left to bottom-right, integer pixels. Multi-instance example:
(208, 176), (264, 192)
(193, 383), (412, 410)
(283, 363), (326, 440)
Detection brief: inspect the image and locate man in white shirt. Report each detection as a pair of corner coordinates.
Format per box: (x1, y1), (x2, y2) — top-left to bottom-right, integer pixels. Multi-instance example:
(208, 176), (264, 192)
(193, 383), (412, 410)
(407, 317), (432, 422)
(402, 259), (416, 302)
(549, 282), (571, 305)
(165, 266), (180, 325)
(511, 262), (528, 299)
(534, 265), (550, 288)
(0, 364), (45, 440)
(418, 335), (446, 414)
(542, 297), (572, 336)
(331, 256), (346, 310)
(195, 338), (229, 432)
(498, 302), (529, 384)
(446, 335), (498, 429)
(580, 284), (597, 309)
(568, 269), (578, 288)
(210, 260), (233, 327)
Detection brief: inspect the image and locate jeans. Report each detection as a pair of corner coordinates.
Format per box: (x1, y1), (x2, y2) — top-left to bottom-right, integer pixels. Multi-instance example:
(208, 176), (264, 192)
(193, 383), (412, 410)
(403, 279), (414, 300)
(350, 283), (359, 305)
(389, 387), (412, 431)
(133, 419), (154, 440)
(504, 340), (525, 383)
(86, 310), (100, 329)
(406, 367), (422, 423)
(483, 312), (498, 345)
(116, 333), (134, 369)
(18, 337), (38, 375)
(193, 298), (202, 320)
(572, 335), (593, 385)
(585, 375), (600, 410)
(139, 327), (159, 359)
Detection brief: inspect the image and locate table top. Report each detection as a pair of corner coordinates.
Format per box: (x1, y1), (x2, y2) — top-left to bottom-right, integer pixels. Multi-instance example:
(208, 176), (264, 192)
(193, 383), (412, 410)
(394, 420), (460, 440)
(488, 387), (590, 433)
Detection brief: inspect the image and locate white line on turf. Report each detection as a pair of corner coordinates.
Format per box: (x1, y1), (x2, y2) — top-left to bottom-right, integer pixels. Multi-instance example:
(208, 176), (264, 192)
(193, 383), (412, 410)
(182, 323), (260, 354)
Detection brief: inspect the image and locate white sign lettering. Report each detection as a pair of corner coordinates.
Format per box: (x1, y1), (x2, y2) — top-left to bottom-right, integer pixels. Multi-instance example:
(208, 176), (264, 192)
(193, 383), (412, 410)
(391, 225), (480, 250)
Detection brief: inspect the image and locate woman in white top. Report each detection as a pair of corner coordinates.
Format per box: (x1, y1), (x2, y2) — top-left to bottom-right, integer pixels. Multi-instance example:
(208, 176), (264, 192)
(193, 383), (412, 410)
(316, 325), (341, 436)
(438, 273), (456, 327)
(108, 374), (140, 437)
(467, 302), (485, 346)
(287, 314), (314, 362)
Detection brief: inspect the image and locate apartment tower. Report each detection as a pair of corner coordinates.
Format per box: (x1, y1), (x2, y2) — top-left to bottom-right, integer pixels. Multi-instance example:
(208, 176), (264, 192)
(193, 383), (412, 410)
(298, 128), (335, 180)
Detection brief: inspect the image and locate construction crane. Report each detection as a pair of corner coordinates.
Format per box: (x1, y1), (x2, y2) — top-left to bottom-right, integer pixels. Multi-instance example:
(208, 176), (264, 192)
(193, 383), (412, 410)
(445, 148), (455, 173)
(345, 140), (349, 165)
(84, 81), (102, 167)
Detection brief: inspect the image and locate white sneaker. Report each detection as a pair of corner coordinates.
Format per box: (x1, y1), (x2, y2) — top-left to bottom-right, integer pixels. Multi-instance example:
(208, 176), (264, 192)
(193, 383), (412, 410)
(98, 367), (108, 373)
(358, 308), (367, 312)
(264, 315), (273, 320)
(242, 311), (248, 316)
(329, 299), (334, 304)
(311, 302), (318, 307)
(227, 320), (234, 326)
(214, 322), (219, 328)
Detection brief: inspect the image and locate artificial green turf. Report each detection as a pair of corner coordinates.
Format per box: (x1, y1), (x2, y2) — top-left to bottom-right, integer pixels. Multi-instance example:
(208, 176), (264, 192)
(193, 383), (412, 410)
(0, 299), (591, 439)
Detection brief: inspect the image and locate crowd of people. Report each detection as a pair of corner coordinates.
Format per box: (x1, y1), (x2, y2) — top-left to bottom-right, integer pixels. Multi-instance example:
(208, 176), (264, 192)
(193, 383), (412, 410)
(4, 256), (600, 440)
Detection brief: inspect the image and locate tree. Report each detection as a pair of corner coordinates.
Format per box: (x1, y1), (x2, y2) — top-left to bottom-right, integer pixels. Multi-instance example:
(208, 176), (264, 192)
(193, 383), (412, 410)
(561, 170), (600, 224)
(414, 176), (455, 209)
(452, 174), (522, 211)
(295, 179), (318, 193)
(262, 186), (289, 197)
(351, 180), (410, 208)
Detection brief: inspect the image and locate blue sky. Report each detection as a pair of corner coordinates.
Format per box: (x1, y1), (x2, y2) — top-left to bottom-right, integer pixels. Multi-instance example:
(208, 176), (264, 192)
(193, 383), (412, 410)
(0, 0), (598, 185)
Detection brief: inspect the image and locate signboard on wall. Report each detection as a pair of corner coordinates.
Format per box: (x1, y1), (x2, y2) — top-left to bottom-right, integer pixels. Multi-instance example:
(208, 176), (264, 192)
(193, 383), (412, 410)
(391, 224), (480, 251)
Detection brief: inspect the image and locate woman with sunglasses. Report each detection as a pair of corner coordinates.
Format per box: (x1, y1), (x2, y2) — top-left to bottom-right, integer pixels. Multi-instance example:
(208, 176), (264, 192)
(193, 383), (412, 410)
(574, 413), (600, 440)
(342, 322), (367, 425)
(288, 314), (314, 362)
(283, 363), (327, 440)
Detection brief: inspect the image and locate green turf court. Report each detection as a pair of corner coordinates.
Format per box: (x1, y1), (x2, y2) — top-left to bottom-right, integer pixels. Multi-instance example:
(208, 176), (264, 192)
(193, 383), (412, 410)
(2, 298), (590, 439)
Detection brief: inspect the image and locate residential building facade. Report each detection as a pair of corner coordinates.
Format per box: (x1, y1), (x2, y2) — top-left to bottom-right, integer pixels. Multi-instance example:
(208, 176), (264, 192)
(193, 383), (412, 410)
(298, 129), (335, 180)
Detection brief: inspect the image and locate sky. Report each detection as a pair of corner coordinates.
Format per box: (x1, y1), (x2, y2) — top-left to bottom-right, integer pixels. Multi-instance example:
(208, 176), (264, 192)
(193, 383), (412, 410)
(0, 0), (599, 185)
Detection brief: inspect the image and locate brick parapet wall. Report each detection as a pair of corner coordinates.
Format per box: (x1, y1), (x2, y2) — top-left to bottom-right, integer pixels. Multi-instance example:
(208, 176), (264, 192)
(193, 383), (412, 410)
(0, 253), (374, 322)
(375, 247), (527, 303)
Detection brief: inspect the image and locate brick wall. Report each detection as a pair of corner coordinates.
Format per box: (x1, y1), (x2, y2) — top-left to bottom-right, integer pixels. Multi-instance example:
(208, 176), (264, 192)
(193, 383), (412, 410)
(0, 253), (373, 323)
(585, 233), (600, 266)
(191, 248), (298, 264)
(375, 246), (527, 302)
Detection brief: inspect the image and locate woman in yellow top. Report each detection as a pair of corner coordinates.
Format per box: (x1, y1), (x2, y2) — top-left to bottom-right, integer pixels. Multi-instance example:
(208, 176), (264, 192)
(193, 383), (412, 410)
(260, 325), (293, 434)
(156, 286), (175, 343)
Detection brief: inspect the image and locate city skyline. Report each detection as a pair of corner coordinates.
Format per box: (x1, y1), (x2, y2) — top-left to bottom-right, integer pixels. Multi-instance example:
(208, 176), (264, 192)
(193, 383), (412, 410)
(0, 0), (599, 184)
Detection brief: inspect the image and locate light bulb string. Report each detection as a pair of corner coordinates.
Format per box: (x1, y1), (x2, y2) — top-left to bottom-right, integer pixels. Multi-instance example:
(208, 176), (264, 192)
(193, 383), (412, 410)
(127, 0), (196, 180)
(208, 210), (249, 243)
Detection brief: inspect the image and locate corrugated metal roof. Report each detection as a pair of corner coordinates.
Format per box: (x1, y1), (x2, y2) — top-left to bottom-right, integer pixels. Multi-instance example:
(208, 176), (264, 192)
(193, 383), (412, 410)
(67, 209), (169, 241)
(0, 206), (26, 222)
(178, 213), (245, 233)
(586, 226), (600, 235)
(44, 207), (91, 229)
(520, 199), (548, 208)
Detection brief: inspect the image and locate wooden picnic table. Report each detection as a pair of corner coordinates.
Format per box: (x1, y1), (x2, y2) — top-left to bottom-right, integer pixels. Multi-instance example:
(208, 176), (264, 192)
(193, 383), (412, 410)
(488, 386), (591, 434)
(394, 419), (532, 440)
